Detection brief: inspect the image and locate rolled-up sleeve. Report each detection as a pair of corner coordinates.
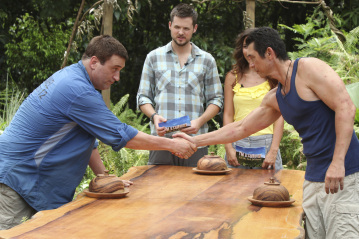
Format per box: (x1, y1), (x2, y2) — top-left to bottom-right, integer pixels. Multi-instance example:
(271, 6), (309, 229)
(67, 91), (138, 151)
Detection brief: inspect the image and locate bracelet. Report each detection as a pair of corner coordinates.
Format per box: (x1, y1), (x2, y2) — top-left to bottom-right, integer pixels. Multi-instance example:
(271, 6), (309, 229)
(150, 112), (158, 123)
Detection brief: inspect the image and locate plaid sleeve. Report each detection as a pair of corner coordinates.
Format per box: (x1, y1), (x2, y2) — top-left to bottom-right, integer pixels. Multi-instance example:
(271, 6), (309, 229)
(136, 54), (156, 111)
(204, 56), (224, 112)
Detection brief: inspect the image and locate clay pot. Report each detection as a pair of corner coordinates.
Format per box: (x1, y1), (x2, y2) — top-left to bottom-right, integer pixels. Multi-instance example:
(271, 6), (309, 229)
(253, 177), (290, 201)
(89, 170), (124, 193)
(197, 152), (228, 171)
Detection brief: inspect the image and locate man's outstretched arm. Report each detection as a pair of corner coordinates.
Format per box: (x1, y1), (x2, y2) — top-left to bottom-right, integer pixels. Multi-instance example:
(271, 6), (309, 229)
(174, 89), (282, 148)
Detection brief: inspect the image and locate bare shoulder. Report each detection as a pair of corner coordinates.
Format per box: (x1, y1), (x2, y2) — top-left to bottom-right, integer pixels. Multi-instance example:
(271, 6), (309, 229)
(297, 57), (349, 110)
(224, 71), (236, 85)
(261, 87), (280, 112)
(297, 57), (339, 83)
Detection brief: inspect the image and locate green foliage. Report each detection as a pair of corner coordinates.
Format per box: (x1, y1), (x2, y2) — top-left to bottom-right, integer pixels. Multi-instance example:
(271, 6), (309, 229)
(208, 118), (225, 158)
(21, 216), (29, 223)
(280, 123), (306, 171)
(339, 0), (359, 30)
(346, 82), (359, 109)
(5, 13), (71, 91)
(280, 10), (359, 84)
(0, 78), (25, 133)
(346, 82), (359, 138)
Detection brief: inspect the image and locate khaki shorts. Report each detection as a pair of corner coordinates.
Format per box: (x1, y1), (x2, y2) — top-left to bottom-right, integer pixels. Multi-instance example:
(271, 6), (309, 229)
(302, 172), (359, 239)
(0, 183), (37, 230)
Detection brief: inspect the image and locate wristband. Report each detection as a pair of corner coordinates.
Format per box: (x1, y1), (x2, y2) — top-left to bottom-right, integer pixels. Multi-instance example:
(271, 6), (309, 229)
(150, 112), (158, 123)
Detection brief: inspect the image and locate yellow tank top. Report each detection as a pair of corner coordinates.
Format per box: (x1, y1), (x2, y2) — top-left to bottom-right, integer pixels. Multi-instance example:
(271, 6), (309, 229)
(233, 81), (273, 136)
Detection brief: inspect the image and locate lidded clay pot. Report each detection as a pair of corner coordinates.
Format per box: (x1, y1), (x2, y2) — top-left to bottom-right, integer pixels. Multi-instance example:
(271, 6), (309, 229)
(253, 177), (290, 201)
(197, 152), (228, 171)
(89, 170), (124, 193)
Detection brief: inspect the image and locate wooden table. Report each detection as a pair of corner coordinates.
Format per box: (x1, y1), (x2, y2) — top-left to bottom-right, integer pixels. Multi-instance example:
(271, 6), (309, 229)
(0, 166), (305, 239)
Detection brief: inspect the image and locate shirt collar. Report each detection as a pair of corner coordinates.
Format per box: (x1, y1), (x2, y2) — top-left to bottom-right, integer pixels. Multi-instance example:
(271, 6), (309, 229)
(78, 60), (94, 87)
(165, 41), (202, 58)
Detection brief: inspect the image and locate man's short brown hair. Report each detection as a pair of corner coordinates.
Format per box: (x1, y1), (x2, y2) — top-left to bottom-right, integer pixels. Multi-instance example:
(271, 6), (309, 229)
(82, 35), (129, 64)
(170, 3), (198, 26)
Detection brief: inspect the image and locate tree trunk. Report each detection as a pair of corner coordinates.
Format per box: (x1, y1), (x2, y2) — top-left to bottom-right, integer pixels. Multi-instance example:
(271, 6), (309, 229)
(101, 0), (114, 109)
(245, 0), (255, 29)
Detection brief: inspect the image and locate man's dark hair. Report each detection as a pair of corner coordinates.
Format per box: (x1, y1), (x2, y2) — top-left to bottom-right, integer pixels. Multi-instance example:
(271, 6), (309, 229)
(170, 3), (198, 26)
(246, 27), (289, 61)
(82, 35), (129, 64)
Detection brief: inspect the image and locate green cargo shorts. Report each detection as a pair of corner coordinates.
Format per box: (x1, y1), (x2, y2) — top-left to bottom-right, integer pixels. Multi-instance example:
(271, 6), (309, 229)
(0, 183), (37, 230)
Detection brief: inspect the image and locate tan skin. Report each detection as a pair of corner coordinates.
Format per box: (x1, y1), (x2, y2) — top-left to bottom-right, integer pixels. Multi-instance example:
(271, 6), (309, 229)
(223, 39), (284, 169)
(140, 16), (220, 138)
(175, 43), (356, 194)
(89, 149), (133, 186)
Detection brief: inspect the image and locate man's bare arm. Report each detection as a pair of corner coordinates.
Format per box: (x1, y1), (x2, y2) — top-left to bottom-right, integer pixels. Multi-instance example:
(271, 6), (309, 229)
(125, 131), (197, 159)
(89, 148), (106, 175)
(174, 89), (282, 147)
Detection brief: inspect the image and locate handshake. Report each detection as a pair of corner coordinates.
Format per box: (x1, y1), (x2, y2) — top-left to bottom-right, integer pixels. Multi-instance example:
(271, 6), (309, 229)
(169, 133), (197, 159)
(153, 115), (200, 159)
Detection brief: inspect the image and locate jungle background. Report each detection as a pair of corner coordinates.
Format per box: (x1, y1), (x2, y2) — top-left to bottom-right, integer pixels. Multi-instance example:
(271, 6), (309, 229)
(0, 0), (358, 194)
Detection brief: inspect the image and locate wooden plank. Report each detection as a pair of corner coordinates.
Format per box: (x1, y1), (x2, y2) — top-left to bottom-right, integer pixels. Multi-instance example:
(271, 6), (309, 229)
(0, 166), (305, 239)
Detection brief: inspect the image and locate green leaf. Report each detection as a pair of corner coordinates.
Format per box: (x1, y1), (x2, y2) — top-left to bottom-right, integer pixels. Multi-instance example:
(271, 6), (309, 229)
(346, 82), (359, 108)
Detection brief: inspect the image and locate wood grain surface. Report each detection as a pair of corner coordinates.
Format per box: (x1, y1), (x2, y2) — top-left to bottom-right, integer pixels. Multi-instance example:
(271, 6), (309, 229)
(0, 166), (305, 239)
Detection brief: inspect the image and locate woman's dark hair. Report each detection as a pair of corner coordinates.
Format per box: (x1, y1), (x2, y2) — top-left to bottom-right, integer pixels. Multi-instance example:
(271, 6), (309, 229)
(231, 28), (277, 89)
(82, 35), (128, 64)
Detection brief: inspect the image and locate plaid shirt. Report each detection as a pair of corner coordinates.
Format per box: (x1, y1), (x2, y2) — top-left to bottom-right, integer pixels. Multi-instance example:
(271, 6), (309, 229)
(137, 42), (223, 136)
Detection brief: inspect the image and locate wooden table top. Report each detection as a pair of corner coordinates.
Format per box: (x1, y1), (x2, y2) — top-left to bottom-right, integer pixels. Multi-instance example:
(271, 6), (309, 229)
(0, 166), (305, 239)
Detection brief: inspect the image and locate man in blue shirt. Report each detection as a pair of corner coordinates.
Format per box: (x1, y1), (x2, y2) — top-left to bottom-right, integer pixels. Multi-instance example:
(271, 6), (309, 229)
(0, 35), (196, 230)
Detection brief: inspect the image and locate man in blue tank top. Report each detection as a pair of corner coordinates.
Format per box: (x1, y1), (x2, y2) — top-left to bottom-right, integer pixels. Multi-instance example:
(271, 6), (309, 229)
(0, 35), (196, 230)
(175, 27), (359, 238)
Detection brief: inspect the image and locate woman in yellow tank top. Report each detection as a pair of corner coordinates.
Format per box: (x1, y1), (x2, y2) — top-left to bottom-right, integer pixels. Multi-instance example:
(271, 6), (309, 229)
(223, 28), (284, 170)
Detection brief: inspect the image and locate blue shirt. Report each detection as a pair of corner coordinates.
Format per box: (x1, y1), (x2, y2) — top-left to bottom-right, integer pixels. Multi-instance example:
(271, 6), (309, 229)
(277, 58), (359, 182)
(0, 61), (138, 211)
(137, 42), (223, 136)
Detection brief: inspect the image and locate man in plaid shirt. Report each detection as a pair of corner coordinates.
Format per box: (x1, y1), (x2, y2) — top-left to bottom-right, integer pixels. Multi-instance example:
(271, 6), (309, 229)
(136, 3), (223, 167)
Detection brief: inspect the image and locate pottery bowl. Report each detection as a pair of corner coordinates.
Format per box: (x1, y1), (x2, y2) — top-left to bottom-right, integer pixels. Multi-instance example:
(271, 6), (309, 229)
(253, 178), (290, 201)
(89, 170), (124, 193)
(197, 152), (228, 171)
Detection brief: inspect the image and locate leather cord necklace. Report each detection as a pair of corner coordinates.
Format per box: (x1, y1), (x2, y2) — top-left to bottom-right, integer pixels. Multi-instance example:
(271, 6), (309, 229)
(283, 60), (292, 96)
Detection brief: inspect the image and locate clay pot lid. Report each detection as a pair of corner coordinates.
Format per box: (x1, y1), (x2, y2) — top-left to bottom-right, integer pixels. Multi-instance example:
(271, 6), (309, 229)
(264, 177), (280, 186)
(96, 170), (116, 178)
(201, 152), (223, 160)
(252, 177), (290, 202)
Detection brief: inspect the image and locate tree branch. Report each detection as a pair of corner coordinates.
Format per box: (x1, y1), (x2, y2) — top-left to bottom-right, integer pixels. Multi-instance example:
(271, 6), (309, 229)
(78, 0), (104, 26)
(319, 0), (346, 42)
(260, 0), (322, 4)
(61, 0), (104, 69)
(61, 0), (86, 69)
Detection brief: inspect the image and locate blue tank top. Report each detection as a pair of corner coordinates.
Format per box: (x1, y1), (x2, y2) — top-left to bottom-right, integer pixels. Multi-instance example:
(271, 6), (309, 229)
(276, 58), (359, 182)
